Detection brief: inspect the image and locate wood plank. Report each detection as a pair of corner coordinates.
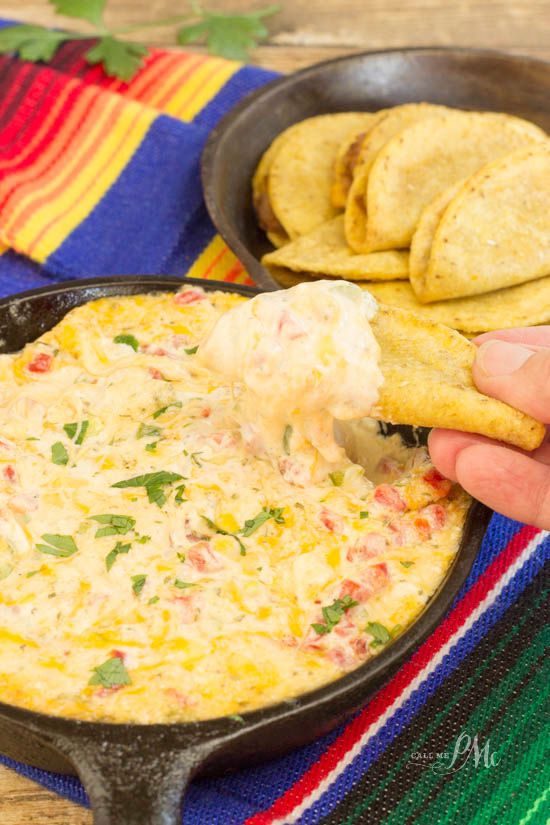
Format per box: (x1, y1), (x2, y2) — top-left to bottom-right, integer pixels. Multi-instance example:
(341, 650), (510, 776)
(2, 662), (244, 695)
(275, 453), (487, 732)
(0, 765), (91, 824)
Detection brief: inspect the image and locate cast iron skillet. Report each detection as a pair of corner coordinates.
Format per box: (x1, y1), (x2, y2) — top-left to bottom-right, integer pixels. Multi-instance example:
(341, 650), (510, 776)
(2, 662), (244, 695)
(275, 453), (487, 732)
(0, 276), (492, 824)
(201, 47), (550, 290)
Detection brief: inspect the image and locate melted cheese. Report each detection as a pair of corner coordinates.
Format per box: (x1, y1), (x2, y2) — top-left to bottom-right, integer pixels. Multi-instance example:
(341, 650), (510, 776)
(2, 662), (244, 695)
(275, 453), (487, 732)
(0, 286), (470, 723)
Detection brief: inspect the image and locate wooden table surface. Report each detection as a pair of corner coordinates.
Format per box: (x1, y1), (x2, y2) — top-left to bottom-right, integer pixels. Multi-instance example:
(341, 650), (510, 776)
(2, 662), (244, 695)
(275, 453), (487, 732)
(2, 0), (550, 821)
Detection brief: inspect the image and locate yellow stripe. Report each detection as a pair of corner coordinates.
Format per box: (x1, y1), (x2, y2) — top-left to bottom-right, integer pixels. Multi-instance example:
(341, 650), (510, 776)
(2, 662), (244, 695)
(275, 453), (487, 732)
(185, 235), (252, 285)
(0, 242), (9, 256)
(165, 60), (240, 122)
(16, 102), (156, 262)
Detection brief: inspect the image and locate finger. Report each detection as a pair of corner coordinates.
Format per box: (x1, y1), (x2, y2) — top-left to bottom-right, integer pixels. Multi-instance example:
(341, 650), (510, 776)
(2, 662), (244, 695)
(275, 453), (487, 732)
(454, 443), (550, 530)
(429, 428), (550, 478)
(474, 326), (550, 347)
(473, 342), (550, 424)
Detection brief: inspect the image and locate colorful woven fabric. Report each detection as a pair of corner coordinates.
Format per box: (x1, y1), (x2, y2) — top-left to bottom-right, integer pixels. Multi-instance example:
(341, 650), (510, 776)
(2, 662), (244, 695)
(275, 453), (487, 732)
(0, 25), (549, 825)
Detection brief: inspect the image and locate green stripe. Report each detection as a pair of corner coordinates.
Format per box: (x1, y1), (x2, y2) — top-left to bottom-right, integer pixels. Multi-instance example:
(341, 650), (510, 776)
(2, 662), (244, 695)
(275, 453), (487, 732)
(341, 589), (545, 825)
(518, 784), (550, 825)
(384, 626), (547, 825)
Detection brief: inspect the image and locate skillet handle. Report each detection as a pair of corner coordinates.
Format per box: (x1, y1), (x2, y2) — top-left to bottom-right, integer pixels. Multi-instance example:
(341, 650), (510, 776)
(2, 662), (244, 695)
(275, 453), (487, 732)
(56, 734), (209, 825)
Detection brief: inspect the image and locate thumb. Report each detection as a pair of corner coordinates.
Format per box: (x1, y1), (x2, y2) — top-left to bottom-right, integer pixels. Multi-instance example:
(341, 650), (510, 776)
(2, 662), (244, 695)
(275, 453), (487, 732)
(473, 341), (550, 424)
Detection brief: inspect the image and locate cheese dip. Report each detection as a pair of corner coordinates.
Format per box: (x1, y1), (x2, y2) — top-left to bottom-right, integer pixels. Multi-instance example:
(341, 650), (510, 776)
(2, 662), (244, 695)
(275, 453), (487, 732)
(0, 286), (470, 723)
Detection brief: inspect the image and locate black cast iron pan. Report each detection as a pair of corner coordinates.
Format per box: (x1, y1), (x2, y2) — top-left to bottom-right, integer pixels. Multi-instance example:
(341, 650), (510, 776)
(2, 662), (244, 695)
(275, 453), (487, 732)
(201, 47), (550, 290)
(0, 276), (492, 824)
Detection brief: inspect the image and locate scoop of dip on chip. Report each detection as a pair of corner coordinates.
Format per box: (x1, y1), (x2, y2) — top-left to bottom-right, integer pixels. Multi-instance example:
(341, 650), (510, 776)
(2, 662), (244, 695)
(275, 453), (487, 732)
(199, 281), (384, 484)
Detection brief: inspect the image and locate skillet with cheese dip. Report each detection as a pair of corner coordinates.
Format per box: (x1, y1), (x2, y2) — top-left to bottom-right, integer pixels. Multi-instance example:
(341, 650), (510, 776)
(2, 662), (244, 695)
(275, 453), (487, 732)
(0, 280), (528, 724)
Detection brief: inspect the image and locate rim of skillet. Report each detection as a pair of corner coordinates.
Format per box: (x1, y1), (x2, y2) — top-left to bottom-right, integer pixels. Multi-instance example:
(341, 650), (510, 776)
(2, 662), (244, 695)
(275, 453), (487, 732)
(0, 275), (492, 740)
(201, 46), (550, 292)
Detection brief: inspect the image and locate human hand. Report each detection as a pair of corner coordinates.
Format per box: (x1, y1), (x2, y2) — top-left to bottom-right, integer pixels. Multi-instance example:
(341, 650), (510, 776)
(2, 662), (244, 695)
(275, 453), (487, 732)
(428, 327), (550, 529)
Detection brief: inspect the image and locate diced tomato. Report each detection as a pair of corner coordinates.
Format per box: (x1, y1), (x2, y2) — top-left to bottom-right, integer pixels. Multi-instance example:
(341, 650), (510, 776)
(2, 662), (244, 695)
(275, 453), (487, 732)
(96, 686), (123, 697)
(339, 579), (364, 601)
(188, 541), (223, 573)
(165, 688), (189, 707)
(148, 367), (164, 380)
(201, 407), (211, 418)
(423, 468), (452, 498)
(347, 532), (387, 562)
(149, 347), (168, 357)
(351, 637), (368, 657)
(276, 310), (306, 340)
(27, 352), (53, 373)
(376, 456), (401, 476)
(319, 507), (343, 533)
(110, 649), (125, 660)
(174, 290), (206, 305)
(365, 562), (389, 593)
(414, 517), (432, 541)
(327, 647), (349, 669)
(3, 465), (15, 483)
(389, 520), (417, 547)
(374, 484), (407, 512)
(422, 503), (447, 530)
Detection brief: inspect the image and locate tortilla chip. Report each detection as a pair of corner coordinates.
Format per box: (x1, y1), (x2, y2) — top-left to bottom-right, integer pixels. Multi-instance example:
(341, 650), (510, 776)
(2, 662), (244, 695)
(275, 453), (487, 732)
(262, 217), (409, 281)
(365, 111), (546, 252)
(265, 265), (311, 289)
(345, 103), (451, 252)
(370, 304), (545, 450)
(412, 144), (550, 302)
(267, 113), (377, 240)
(366, 277), (550, 333)
(409, 181), (465, 287)
(252, 126), (299, 245)
(331, 112), (387, 208)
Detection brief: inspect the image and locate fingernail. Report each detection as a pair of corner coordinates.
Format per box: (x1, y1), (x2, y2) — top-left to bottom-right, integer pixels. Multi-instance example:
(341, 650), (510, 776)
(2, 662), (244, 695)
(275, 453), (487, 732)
(476, 340), (534, 376)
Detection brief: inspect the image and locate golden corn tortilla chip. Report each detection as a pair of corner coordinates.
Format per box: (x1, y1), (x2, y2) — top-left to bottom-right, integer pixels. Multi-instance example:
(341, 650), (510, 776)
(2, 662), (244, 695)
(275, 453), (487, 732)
(266, 113), (378, 240)
(262, 217), (409, 281)
(331, 112), (388, 208)
(365, 111), (546, 252)
(412, 144), (550, 302)
(370, 303), (545, 450)
(344, 103), (451, 252)
(252, 126), (299, 245)
(409, 181), (465, 287)
(366, 277), (550, 333)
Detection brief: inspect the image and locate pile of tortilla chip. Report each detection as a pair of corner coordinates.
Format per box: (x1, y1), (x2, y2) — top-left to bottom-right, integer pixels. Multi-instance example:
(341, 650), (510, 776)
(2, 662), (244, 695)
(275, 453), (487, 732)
(253, 106), (550, 334)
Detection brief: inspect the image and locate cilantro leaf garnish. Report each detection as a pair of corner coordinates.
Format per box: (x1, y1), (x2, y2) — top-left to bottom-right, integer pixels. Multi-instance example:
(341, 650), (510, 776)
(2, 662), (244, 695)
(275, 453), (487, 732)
(311, 595), (358, 636)
(64, 420), (89, 445)
(359, 511), (369, 519)
(0, 25), (69, 62)
(184, 345), (199, 355)
(283, 424), (292, 455)
(52, 0), (106, 27)
(91, 514), (136, 538)
(89, 655), (131, 688)
(51, 441), (69, 465)
(329, 471), (345, 487)
(202, 516), (247, 556)
(400, 560), (414, 568)
(147, 595), (159, 605)
(36, 534), (78, 558)
(131, 573), (147, 596)
(137, 423), (162, 439)
(177, 5), (279, 61)
(113, 333), (139, 352)
(86, 37), (148, 81)
(105, 540), (131, 571)
(174, 579), (195, 589)
(174, 484), (187, 505)
(112, 471), (183, 507)
(366, 621), (391, 648)
(241, 507), (285, 537)
(152, 401), (183, 419)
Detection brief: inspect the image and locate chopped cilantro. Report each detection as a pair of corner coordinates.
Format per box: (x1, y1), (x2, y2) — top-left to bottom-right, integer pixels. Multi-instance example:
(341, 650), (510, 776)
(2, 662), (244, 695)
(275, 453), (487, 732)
(283, 424), (292, 455)
(113, 334), (139, 351)
(311, 595), (358, 636)
(359, 511), (369, 519)
(145, 442), (158, 453)
(189, 452), (203, 467)
(184, 345), (199, 355)
(26, 569), (40, 578)
(36, 534), (78, 558)
(112, 471), (183, 507)
(152, 401), (182, 419)
(147, 596), (160, 605)
(89, 656), (131, 688)
(177, 552), (186, 563)
(366, 621), (391, 648)
(131, 574), (147, 596)
(51, 441), (69, 465)
(105, 541), (131, 571)
(91, 514), (136, 538)
(136, 534), (151, 544)
(228, 714), (245, 724)
(174, 484), (187, 505)
(202, 516), (247, 556)
(329, 470), (345, 487)
(137, 423), (162, 439)
(400, 560), (414, 568)
(64, 420), (89, 445)
(174, 579), (195, 589)
(241, 507), (285, 537)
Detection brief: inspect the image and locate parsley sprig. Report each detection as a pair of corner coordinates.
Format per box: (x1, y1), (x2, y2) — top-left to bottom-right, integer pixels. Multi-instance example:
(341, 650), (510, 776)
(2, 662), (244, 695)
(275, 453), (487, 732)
(89, 655), (131, 688)
(0, 1), (279, 81)
(312, 595), (358, 636)
(91, 513), (136, 538)
(112, 471), (183, 507)
(241, 507), (284, 537)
